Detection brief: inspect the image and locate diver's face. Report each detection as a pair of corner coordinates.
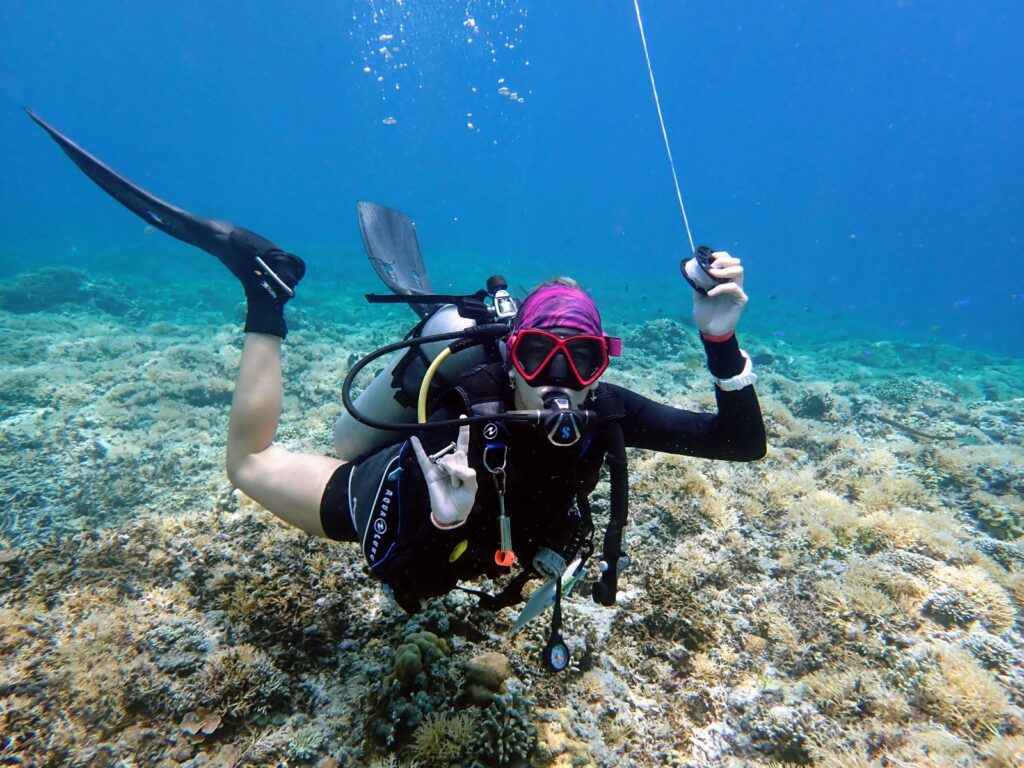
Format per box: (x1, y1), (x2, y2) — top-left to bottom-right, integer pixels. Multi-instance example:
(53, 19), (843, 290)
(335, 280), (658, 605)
(511, 326), (601, 410)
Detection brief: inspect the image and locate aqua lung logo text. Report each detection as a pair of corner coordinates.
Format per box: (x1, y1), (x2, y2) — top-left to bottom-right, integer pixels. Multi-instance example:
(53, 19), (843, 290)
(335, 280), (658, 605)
(368, 488), (395, 562)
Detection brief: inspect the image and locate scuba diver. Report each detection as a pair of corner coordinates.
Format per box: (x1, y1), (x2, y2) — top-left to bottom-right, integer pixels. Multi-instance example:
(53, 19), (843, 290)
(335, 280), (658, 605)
(29, 110), (766, 671)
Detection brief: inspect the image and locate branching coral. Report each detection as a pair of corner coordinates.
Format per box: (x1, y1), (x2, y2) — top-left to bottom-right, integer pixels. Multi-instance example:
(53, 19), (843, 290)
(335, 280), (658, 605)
(410, 711), (479, 766)
(746, 703), (821, 763)
(801, 667), (910, 721)
(193, 644), (289, 721)
(911, 642), (1011, 738)
(635, 548), (720, 649)
(45, 589), (180, 732)
(852, 506), (963, 559)
(813, 559), (902, 626)
(982, 734), (1024, 768)
(470, 693), (538, 768)
(930, 564), (1017, 634)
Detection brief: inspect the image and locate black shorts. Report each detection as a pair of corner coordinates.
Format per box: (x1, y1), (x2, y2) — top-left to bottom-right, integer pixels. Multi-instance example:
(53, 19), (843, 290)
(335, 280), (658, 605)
(319, 441), (423, 571)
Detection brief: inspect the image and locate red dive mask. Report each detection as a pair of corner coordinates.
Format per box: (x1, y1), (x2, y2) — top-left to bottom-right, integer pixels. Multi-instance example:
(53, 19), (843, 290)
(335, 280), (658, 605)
(509, 328), (622, 388)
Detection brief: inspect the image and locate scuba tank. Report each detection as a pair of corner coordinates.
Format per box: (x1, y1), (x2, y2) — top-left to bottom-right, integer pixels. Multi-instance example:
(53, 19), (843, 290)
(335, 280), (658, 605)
(333, 203), (518, 459)
(334, 301), (494, 460)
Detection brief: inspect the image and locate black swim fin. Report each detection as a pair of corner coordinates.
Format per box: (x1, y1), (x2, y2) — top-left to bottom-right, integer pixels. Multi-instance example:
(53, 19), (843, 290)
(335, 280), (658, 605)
(357, 201), (439, 319)
(26, 109), (300, 300)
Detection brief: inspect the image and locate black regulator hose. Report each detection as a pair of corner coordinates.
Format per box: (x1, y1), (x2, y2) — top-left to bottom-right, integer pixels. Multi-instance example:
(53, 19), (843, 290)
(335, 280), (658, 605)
(593, 421), (629, 606)
(341, 323), (599, 432)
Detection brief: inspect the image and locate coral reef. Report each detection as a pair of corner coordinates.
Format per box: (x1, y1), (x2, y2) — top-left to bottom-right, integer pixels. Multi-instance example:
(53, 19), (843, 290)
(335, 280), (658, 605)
(0, 267), (137, 316)
(2, 279), (1023, 767)
(471, 692), (539, 768)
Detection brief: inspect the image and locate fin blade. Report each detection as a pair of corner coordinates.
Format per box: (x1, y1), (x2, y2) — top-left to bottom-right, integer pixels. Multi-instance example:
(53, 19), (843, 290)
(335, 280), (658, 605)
(511, 579), (556, 635)
(509, 558), (583, 636)
(26, 109), (227, 254)
(357, 201), (438, 318)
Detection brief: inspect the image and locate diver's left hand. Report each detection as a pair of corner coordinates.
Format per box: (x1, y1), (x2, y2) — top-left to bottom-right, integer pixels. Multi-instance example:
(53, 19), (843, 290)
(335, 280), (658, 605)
(693, 251), (748, 338)
(411, 421), (478, 530)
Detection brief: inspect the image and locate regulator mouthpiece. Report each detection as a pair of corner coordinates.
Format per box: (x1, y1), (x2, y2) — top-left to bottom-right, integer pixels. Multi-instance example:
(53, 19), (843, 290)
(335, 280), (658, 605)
(543, 394), (584, 447)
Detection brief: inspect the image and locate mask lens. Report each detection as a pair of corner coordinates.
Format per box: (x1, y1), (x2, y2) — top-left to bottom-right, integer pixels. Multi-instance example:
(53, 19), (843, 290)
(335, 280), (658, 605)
(514, 332), (559, 376)
(565, 337), (606, 382)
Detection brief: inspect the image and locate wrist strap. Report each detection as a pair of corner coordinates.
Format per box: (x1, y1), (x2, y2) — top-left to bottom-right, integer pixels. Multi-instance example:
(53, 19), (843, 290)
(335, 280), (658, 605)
(715, 350), (757, 391)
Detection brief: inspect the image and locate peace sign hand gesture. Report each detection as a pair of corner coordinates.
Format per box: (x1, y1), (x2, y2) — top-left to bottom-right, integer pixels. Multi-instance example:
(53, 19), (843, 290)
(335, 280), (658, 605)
(411, 421), (478, 530)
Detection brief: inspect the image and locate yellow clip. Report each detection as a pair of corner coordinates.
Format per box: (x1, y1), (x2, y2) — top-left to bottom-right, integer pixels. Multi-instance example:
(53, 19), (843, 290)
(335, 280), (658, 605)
(449, 540), (468, 563)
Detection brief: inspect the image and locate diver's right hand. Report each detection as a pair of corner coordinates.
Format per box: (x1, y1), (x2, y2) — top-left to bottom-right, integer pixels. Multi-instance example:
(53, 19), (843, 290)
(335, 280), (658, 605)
(692, 251), (747, 338)
(411, 422), (478, 529)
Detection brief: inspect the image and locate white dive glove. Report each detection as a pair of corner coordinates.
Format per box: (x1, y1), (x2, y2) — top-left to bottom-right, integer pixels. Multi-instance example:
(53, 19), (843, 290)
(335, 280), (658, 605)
(411, 421), (478, 530)
(691, 250), (749, 338)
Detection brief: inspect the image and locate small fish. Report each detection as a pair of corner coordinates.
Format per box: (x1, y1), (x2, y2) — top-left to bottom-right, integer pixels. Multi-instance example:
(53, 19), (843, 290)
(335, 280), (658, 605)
(953, 298), (970, 307)
(772, 330), (786, 338)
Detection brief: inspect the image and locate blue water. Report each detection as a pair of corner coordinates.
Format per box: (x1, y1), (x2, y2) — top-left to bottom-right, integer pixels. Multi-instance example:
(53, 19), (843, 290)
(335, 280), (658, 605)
(2, 0), (1022, 355)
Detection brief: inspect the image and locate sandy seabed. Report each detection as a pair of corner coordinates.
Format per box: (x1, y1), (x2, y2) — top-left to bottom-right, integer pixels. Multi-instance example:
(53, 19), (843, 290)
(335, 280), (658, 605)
(1, 267), (1023, 768)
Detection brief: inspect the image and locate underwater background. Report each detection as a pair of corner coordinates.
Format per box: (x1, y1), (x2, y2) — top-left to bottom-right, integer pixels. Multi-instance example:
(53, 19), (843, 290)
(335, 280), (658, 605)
(2, 0), (1023, 354)
(2, 2), (1023, 767)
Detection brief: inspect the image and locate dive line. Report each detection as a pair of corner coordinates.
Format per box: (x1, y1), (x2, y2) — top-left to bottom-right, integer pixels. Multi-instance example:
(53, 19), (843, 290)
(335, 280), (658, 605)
(633, 0), (696, 254)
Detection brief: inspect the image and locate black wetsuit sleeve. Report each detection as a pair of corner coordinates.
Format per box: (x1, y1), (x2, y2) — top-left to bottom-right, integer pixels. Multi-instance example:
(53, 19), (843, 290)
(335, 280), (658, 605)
(606, 335), (767, 460)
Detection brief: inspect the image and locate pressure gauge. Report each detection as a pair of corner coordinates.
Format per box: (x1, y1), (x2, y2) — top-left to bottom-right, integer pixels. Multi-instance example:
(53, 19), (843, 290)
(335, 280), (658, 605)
(543, 637), (570, 672)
